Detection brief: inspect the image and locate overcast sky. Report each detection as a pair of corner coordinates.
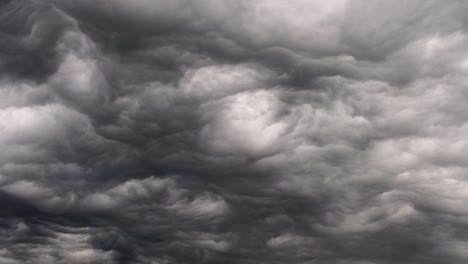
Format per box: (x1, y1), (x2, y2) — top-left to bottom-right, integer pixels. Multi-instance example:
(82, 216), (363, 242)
(2, 0), (468, 263)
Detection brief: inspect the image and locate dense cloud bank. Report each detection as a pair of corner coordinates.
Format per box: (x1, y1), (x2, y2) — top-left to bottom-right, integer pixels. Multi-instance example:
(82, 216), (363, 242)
(2, 0), (468, 263)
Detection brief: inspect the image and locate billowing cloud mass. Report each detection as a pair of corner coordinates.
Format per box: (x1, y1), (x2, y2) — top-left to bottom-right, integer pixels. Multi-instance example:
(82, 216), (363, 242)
(3, 0), (468, 263)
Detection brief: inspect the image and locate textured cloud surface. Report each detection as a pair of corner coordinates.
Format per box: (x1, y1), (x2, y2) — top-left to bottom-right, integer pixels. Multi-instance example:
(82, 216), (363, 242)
(2, 0), (468, 263)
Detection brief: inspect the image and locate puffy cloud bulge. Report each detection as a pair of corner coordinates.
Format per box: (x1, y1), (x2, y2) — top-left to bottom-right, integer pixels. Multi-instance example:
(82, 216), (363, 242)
(2, 0), (468, 263)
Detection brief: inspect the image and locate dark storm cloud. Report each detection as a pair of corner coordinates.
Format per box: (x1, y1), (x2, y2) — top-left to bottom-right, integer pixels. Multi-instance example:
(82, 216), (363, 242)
(3, 0), (468, 263)
(0, 0), (75, 82)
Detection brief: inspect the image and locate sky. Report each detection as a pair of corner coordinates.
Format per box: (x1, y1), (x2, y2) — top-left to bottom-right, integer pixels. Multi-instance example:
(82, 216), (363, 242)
(2, 0), (468, 263)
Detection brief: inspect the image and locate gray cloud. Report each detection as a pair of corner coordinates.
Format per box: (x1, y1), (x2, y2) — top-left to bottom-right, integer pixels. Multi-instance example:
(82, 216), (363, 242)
(2, 0), (468, 263)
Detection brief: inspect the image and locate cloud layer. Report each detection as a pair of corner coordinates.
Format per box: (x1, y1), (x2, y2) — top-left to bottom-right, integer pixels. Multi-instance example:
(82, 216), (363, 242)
(2, 0), (468, 263)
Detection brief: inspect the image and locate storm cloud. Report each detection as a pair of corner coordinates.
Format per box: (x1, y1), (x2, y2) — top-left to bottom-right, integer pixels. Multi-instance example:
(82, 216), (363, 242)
(2, 0), (468, 263)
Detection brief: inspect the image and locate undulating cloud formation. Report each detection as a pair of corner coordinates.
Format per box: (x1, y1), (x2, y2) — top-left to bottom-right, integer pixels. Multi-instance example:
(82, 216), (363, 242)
(2, 0), (468, 263)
